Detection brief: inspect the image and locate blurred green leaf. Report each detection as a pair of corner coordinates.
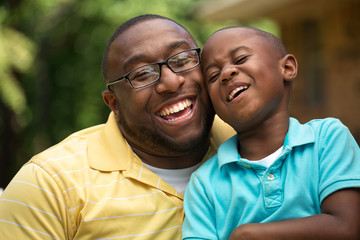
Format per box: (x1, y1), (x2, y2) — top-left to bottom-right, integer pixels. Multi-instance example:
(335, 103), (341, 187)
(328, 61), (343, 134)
(0, 27), (36, 114)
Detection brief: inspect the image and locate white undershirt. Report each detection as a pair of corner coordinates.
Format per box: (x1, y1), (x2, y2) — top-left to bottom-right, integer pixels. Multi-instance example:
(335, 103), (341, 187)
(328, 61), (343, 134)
(144, 162), (202, 195)
(251, 146), (283, 168)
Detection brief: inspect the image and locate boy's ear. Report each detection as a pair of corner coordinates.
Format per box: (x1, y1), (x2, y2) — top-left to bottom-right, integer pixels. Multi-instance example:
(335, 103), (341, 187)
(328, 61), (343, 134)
(102, 90), (121, 121)
(281, 54), (298, 81)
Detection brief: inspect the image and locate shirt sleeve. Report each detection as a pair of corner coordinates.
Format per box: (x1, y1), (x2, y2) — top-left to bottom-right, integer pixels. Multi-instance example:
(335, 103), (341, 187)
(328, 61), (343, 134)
(182, 173), (218, 240)
(0, 161), (69, 240)
(318, 118), (360, 202)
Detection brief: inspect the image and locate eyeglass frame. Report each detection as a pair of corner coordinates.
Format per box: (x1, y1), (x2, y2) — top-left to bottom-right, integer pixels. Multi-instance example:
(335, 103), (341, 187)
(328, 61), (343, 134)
(106, 48), (201, 90)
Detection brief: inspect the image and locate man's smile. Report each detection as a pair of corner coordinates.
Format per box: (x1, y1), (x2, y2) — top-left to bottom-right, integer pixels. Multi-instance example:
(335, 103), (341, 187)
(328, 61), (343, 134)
(157, 98), (194, 122)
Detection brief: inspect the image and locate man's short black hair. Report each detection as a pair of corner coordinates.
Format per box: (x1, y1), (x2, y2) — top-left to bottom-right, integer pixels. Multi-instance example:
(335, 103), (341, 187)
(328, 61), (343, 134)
(102, 14), (193, 82)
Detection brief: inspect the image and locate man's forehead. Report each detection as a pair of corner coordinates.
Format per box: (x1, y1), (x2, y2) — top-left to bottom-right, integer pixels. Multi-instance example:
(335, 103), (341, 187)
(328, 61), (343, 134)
(113, 19), (193, 51)
(106, 19), (195, 79)
(121, 19), (190, 40)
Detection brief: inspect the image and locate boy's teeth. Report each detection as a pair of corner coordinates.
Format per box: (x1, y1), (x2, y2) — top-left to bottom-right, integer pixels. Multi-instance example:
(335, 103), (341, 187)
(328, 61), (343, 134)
(228, 85), (248, 101)
(159, 99), (192, 117)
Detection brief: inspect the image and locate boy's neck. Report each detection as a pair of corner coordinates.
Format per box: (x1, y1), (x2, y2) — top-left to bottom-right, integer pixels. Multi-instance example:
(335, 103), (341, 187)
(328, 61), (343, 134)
(236, 114), (289, 161)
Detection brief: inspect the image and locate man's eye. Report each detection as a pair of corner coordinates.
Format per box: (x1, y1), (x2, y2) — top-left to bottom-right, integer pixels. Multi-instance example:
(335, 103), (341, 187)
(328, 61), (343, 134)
(169, 57), (190, 67)
(234, 55), (248, 65)
(131, 67), (156, 82)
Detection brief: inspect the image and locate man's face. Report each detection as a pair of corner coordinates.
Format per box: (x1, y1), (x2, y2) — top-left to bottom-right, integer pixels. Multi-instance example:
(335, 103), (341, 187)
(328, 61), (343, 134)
(202, 28), (288, 132)
(104, 19), (214, 157)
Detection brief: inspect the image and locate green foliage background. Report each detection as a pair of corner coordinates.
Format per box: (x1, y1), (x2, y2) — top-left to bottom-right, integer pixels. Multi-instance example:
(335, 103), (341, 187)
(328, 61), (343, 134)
(0, 0), (277, 188)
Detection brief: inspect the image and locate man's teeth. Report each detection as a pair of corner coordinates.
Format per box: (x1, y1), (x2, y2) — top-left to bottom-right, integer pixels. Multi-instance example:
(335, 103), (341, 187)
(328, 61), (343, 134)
(159, 99), (192, 117)
(228, 85), (248, 101)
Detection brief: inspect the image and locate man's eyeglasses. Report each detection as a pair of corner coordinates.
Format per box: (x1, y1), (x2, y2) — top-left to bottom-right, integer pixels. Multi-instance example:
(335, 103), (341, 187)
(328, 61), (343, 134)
(106, 48), (201, 89)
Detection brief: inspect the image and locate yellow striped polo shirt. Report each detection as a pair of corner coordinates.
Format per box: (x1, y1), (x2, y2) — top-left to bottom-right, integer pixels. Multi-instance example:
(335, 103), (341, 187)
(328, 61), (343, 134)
(0, 113), (235, 240)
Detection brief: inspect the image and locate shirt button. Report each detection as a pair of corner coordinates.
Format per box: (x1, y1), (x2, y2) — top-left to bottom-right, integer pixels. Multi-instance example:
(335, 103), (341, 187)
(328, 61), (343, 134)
(267, 173), (275, 181)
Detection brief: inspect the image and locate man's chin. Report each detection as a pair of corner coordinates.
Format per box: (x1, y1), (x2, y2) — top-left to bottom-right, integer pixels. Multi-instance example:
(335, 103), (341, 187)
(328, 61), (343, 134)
(119, 109), (214, 156)
(150, 129), (210, 155)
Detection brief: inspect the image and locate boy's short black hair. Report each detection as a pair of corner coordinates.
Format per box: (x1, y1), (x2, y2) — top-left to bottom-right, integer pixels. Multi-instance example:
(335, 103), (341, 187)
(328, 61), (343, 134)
(212, 26), (288, 57)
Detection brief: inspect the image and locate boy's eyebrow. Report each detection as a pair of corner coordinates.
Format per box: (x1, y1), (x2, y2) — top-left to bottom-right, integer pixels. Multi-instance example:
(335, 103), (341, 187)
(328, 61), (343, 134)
(230, 46), (251, 57)
(204, 62), (217, 73)
(204, 46), (251, 73)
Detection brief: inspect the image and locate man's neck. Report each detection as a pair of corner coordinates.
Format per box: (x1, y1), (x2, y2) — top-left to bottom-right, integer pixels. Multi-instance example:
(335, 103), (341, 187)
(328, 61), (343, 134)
(130, 139), (210, 169)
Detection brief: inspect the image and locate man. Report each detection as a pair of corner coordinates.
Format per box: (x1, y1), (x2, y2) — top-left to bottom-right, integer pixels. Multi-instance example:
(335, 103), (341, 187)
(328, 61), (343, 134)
(0, 14), (234, 239)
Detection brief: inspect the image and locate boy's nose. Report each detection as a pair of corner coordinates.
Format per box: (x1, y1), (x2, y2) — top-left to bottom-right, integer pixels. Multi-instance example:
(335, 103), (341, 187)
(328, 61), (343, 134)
(220, 66), (239, 84)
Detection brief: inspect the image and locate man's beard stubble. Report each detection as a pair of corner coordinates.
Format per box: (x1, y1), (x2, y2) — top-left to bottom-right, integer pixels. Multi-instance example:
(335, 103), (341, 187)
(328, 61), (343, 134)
(117, 110), (214, 157)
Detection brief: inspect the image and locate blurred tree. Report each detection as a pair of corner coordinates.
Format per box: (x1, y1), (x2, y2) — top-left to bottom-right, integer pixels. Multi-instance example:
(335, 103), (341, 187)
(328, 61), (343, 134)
(0, 5), (37, 186)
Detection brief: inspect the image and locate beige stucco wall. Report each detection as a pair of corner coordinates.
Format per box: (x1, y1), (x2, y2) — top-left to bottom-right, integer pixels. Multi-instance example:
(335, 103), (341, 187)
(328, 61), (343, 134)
(275, 0), (360, 142)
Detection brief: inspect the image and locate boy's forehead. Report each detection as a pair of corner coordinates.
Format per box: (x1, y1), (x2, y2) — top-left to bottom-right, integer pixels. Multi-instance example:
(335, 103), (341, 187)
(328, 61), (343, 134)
(206, 28), (258, 47)
(203, 27), (271, 57)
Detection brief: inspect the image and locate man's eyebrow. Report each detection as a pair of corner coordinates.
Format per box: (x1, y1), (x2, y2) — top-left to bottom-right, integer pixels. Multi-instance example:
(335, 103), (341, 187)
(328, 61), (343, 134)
(123, 40), (192, 71)
(167, 40), (192, 51)
(123, 54), (148, 71)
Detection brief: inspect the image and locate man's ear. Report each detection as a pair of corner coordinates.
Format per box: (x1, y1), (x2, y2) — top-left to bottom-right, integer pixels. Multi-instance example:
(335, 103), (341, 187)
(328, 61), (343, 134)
(102, 90), (120, 121)
(281, 54), (298, 82)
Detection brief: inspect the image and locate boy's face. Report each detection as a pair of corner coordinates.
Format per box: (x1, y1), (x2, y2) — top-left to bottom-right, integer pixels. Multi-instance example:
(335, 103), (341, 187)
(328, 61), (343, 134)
(201, 28), (290, 132)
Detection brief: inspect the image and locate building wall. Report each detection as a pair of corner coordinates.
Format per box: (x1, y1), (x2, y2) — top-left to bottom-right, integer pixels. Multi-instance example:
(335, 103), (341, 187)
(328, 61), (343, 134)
(273, 0), (360, 143)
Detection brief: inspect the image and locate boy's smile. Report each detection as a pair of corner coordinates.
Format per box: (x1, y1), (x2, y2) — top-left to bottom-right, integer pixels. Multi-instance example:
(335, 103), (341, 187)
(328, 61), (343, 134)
(227, 83), (249, 102)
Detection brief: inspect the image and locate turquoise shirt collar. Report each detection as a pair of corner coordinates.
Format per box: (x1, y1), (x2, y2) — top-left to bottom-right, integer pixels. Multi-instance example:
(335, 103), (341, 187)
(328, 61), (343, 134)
(218, 117), (316, 168)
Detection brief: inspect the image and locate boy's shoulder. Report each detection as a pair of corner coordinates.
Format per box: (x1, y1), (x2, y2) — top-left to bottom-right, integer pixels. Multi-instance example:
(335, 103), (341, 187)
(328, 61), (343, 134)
(304, 117), (343, 126)
(288, 117), (351, 148)
(197, 135), (239, 178)
(296, 117), (347, 136)
(196, 153), (221, 179)
(290, 117), (346, 132)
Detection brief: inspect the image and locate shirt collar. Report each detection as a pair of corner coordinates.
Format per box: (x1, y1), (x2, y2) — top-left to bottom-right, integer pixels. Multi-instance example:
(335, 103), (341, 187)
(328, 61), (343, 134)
(217, 117), (315, 168)
(88, 112), (134, 171)
(284, 117), (315, 147)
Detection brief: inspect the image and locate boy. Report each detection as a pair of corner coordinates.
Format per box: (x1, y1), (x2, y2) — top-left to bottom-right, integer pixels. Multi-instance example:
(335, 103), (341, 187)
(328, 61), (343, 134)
(182, 26), (360, 240)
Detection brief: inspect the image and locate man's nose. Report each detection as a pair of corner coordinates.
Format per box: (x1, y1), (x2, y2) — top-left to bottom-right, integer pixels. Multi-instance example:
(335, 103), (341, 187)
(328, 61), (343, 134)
(220, 66), (239, 84)
(155, 65), (185, 93)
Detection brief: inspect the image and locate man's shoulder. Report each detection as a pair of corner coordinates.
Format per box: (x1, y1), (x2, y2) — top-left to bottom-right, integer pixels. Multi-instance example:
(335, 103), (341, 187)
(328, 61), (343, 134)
(210, 115), (236, 147)
(30, 124), (105, 170)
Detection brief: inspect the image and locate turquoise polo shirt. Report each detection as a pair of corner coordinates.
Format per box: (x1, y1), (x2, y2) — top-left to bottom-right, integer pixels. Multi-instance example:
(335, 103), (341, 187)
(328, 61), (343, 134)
(182, 118), (360, 240)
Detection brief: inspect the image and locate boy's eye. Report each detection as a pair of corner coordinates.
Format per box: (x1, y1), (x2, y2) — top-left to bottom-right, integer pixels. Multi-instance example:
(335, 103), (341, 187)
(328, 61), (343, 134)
(207, 72), (220, 83)
(234, 55), (248, 65)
